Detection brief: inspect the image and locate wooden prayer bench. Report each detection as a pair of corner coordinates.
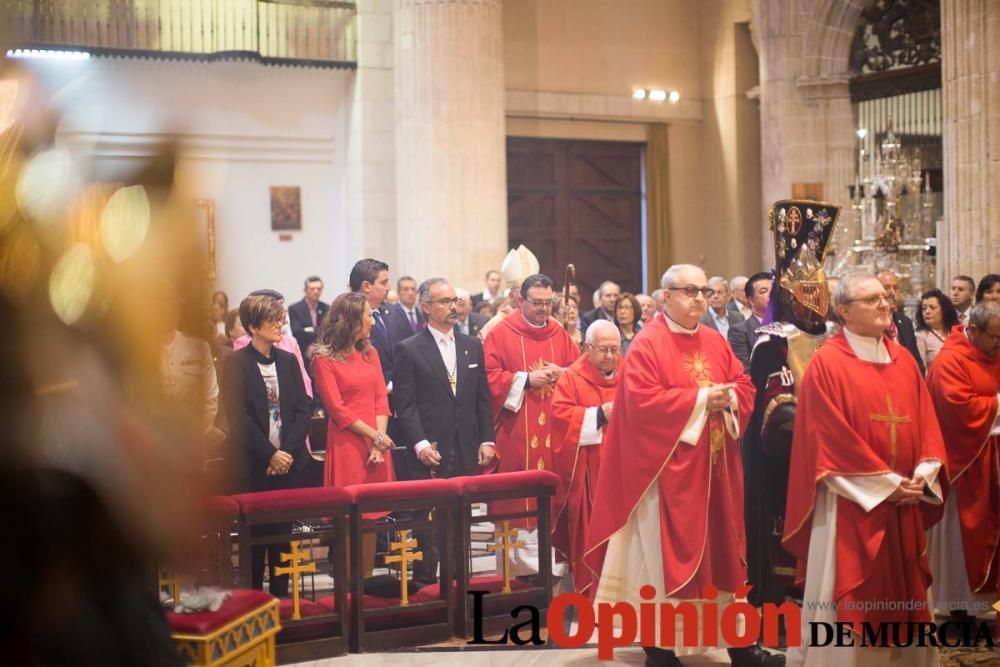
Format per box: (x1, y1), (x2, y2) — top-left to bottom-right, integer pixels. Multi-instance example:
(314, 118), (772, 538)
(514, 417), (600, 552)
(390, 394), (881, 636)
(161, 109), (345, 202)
(231, 486), (352, 664)
(165, 497), (281, 667)
(343, 478), (462, 652)
(452, 470), (559, 637)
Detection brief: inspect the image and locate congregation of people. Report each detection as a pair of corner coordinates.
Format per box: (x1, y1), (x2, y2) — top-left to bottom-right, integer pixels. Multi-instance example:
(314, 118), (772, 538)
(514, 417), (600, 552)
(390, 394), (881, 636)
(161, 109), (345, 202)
(166, 239), (1000, 667)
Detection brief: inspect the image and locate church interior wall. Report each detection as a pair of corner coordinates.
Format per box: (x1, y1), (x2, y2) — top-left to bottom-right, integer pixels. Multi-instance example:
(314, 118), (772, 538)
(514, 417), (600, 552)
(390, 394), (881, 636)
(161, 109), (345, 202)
(38, 57), (354, 305)
(503, 0), (764, 280)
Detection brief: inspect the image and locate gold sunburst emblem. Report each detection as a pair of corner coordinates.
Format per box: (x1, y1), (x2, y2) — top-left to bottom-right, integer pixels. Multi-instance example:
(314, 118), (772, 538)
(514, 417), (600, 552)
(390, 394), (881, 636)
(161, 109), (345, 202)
(681, 351), (714, 388)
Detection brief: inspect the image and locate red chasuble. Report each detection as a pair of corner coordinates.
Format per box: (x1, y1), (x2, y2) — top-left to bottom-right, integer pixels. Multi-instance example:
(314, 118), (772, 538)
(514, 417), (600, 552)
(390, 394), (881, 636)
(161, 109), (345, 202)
(484, 310), (580, 526)
(783, 332), (949, 629)
(549, 355), (618, 587)
(927, 326), (1000, 595)
(583, 317), (754, 599)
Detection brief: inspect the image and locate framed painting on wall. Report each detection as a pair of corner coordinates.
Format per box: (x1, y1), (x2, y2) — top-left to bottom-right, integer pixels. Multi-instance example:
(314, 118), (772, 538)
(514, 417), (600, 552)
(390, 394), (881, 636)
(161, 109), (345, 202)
(194, 198), (216, 280)
(270, 186), (302, 231)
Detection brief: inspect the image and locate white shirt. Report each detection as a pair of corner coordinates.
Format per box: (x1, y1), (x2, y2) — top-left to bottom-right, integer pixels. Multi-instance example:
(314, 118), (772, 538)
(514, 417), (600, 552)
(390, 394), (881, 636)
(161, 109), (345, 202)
(257, 361), (282, 449)
(708, 307), (731, 338)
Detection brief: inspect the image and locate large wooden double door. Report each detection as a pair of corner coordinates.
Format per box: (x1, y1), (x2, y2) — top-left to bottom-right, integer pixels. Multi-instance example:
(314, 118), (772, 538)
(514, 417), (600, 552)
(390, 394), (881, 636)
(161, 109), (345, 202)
(506, 137), (644, 298)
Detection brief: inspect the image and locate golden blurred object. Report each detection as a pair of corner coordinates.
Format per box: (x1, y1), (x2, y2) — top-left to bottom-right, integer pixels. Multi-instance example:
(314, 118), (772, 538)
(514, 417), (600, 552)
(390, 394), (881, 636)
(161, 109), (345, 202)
(0, 220), (41, 305)
(49, 242), (95, 324)
(16, 147), (81, 227)
(101, 185), (150, 262)
(0, 80), (19, 134)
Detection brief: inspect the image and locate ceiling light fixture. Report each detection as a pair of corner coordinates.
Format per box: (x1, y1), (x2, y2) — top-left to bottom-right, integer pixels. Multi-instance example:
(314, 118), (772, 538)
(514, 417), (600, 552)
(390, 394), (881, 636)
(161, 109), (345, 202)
(632, 88), (647, 100)
(668, 90), (681, 103)
(6, 48), (91, 61)
(648, 89), (667, 102)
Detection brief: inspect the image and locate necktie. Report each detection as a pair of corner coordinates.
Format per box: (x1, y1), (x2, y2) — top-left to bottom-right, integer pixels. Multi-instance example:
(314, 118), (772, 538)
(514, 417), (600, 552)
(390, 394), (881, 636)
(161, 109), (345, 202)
(373, 309), (386, 335)
(408, 309), (418, 333)
(885, 319), (898, 342)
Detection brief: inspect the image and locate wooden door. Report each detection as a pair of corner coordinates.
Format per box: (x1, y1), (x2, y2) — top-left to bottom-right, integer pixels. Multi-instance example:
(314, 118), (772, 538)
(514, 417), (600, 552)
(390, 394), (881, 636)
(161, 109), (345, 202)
(506, 138), (644, 299)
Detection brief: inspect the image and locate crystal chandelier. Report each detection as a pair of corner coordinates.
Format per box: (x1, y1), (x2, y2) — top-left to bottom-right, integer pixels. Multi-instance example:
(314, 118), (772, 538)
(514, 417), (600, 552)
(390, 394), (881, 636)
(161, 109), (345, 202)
(827, 116), (936, 306)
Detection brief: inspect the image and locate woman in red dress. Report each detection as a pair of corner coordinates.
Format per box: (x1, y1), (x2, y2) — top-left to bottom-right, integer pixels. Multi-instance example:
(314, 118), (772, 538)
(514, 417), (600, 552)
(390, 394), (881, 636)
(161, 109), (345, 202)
(312, 292), (395, 576)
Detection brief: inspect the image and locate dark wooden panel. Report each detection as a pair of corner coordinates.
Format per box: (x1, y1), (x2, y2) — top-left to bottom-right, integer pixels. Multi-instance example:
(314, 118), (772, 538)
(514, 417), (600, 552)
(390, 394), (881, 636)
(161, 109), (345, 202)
(506, 138), (643, 297)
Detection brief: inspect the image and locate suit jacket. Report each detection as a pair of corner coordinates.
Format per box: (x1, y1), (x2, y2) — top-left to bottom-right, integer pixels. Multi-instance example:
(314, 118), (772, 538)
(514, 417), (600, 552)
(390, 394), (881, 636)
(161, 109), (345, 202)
(392, 328), (495, 480)
(222, 346), (311, 492)
(579, 307), (612, 338)
(394, 303), (426, 336)
(727, 314), (762, 371)
(369, 304), (410, 385)
(288, 298), (328, 358)
(892, 311), (926, 375)
(454, 312), (488, 338)
(700, 307), (744, 333)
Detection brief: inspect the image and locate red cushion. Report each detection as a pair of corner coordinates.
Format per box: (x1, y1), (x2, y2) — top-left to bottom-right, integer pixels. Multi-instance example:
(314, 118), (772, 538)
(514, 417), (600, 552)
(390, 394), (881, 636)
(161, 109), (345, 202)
(408, 575), (533, 603)
(205, 495), (239, 520)
(278, 597), (330, 621)
(231, 486), (352, 515)
(454, 471), (559, 495)
(317, 593), (395, 610)
(345, 479), (460, 505)
(167, 589), (274, 635)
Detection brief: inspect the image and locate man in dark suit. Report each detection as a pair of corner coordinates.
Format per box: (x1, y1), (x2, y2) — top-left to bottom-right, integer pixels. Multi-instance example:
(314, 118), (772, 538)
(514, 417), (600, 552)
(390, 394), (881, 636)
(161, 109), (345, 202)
(395, 275), (424, 335)
(728, 272), (772, 370)
(350, 258), (396, 385)
(877, 270), (926, 374)
(471, 270), (502, 309)
(393, 277), (496, 582)
(701, 275), (744, 339)
(579, 281), (620, 338)
(288, 275), (328, 359)
(454, 288), (488, 337)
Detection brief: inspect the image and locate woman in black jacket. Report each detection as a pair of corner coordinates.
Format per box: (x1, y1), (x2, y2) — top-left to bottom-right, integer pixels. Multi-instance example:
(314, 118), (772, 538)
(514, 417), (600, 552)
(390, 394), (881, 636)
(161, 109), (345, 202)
(223, 291), (311, 596)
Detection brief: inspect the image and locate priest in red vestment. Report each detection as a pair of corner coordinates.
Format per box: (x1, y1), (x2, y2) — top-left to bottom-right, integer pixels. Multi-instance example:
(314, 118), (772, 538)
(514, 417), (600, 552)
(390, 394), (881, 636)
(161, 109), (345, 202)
(550, 319), (620, 593)
(585, 264), (779, 667)
(926, 302), (1000, 620)
(484, 272), (579, 576)
(783, 271), (948, 667)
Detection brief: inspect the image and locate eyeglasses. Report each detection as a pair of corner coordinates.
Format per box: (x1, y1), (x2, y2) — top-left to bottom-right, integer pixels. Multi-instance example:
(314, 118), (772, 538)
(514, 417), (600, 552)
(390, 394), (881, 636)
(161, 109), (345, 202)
(525, 298), (554, 308)
(668, 286), (715, 299)
(846, 294), (889, 307)
(429, 298), (459, 306)
(590, 345), (621, 356)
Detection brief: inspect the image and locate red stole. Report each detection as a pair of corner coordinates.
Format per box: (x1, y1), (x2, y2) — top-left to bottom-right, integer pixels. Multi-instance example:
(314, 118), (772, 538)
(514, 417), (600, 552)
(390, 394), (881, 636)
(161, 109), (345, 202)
(583, 318), (755, 598)
(783, 332), (949, 628)
(927, 326), (1000, 594)
(549, 355), (618, 589)
(483, 310), (580, 526)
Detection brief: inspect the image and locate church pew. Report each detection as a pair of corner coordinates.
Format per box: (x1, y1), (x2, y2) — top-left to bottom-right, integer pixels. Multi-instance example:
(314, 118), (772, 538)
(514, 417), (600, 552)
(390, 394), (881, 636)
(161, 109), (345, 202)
(452, 470), (560, 637)
(230, 486), (352, 664)
(341, 478), (461, 652)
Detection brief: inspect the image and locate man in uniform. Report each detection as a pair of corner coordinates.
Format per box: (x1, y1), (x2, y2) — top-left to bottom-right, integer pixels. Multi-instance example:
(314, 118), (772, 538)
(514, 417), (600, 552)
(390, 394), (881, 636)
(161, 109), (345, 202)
(743, 200), (840, 611)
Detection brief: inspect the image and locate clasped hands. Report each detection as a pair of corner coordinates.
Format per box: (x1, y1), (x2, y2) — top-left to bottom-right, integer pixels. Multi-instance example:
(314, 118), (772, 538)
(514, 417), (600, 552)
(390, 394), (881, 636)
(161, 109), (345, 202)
(707, 383), (736, 414)
(528, 363), (564, 389)
(267, 450), (293, 476)
(367, 431), (394, 465)
(888, 476), (927, 505)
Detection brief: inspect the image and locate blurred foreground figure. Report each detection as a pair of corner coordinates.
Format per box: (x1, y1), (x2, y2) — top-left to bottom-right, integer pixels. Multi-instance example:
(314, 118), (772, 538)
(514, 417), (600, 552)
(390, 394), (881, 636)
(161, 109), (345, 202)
(0, 67), (207, 665)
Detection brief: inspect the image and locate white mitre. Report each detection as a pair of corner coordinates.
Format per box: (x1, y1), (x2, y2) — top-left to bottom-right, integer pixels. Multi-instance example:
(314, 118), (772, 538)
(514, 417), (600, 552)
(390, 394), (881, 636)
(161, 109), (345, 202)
(500, 244), (540, 287)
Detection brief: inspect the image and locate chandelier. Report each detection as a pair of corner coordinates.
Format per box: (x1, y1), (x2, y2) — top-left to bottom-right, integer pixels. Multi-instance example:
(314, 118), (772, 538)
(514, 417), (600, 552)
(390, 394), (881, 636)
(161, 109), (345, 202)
(826, 116), (936, 305)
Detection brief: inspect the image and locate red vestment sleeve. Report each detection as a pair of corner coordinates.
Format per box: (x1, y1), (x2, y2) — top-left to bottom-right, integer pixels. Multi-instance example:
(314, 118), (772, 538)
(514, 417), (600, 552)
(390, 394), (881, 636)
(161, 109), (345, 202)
(484, 326), (519, 416)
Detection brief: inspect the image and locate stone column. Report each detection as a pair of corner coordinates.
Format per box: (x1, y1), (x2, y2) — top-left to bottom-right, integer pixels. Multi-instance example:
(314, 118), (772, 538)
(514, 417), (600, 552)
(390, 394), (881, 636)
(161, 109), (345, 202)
(940, 0), (1000, 283)
(394, 0), (507, 289)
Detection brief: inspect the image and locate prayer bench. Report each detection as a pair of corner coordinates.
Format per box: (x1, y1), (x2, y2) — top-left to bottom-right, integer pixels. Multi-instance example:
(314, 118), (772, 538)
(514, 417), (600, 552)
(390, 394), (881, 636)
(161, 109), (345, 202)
(342, 478), (462, 652)
(165, 497), (281, 667)
(231, 486), (352, 664)
(452, 470), (559, 637)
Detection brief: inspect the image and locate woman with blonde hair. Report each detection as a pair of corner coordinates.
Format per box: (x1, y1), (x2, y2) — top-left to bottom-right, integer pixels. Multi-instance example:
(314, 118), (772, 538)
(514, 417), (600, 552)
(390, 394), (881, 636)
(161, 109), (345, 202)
(312, 292), (395, 577)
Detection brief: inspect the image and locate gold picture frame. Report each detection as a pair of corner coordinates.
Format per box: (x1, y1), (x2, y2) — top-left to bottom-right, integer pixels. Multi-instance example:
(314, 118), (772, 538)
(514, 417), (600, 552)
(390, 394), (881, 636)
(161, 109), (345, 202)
(195, 198), (217, 280)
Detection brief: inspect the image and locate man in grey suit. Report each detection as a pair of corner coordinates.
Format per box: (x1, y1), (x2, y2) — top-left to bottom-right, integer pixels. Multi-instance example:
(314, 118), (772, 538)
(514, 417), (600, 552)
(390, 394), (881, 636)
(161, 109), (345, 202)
(701, 275), (744, 339)
(454, 288), (488, 337)
(727, 272), (773, 370)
